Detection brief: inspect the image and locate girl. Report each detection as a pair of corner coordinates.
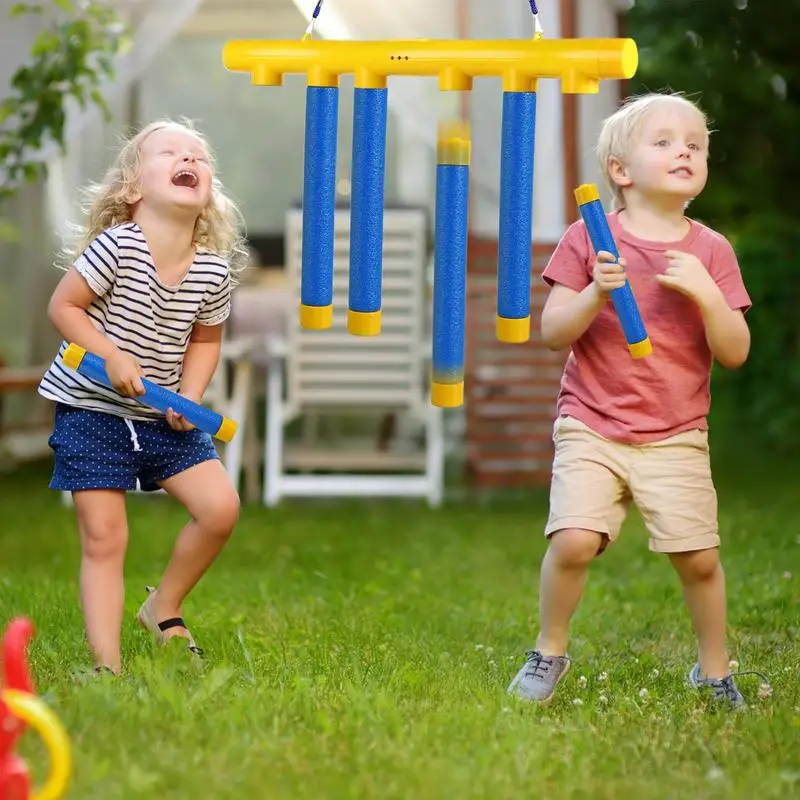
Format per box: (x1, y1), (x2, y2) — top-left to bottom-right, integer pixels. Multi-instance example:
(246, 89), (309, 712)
(39, 119), (248, 674)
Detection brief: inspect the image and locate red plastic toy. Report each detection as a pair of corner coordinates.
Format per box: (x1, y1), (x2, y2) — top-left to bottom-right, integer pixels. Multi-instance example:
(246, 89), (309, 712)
(0, 618), (35, 800)
(0, 618), (71, 800)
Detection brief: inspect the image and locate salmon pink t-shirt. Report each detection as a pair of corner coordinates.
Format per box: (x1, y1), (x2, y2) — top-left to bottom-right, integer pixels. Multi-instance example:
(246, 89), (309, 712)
(541, 212), (751, 444)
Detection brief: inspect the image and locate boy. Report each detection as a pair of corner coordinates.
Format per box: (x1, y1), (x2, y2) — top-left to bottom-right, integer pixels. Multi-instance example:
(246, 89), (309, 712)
(508, 93), (752, 708)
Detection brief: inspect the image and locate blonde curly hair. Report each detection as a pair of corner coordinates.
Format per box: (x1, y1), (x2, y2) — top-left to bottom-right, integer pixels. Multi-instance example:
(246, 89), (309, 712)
(61, 118), (249, 278)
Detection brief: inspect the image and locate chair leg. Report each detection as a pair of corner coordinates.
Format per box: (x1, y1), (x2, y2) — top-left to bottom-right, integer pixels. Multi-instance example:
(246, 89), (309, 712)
(425, 406), (445, 508)
(243, 372), (261, 505)
(222, 359), (252, 494)
(263, 358), (284, 507)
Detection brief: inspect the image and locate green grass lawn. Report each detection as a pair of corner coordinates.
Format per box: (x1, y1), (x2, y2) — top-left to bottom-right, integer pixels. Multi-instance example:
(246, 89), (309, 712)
(0, 459), (797, 799)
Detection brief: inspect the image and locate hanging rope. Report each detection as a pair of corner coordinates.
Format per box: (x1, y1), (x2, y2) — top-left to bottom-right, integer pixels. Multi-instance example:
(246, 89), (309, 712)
(303, 1), (542, 42)
(528, 1), (545, 39)
(301, 0), (325, 41)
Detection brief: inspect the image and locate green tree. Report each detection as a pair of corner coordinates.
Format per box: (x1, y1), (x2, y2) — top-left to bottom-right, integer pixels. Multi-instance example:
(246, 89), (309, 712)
(0, 0), (127, 239)
(628, 0), (800, 446)
(628, 0), (798, 228)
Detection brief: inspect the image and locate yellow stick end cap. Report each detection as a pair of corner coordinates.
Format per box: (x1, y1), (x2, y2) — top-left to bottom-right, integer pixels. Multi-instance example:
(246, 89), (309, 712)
(347, 309), (381, 336)
(300, 304), (333, 330)
(621, 38), (639, 79)
(431, 381), (464, 408)
(574, 184), (600, 205)
(62, 343), (86, 370)
(215, 417), (238, 443)
(628, 338), (653, 359)
(437, 139), (471, 166)
(496, 315), (530, 343)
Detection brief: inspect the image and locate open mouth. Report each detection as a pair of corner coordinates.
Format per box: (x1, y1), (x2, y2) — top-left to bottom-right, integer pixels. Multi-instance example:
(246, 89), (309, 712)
(669, 167), (693, 178)
(172, 169), (199, 188)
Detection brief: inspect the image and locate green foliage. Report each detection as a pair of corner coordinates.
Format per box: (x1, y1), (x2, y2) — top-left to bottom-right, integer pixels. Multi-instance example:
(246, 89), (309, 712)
(0, 0), (127, 203)
(628, 0), (800, 445)
(628, 0), (798, 229)
(710, 217), (800, 445)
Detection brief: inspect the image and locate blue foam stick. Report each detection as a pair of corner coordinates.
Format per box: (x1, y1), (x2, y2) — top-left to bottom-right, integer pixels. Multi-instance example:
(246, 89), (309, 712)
(62, 344), (237, 442)
(431, 151), (469, 408)
(301, 85), (339, 329)
(496, 90), (536, 343)
(574, 183), (652, 358)
(348, 87), (387, 336)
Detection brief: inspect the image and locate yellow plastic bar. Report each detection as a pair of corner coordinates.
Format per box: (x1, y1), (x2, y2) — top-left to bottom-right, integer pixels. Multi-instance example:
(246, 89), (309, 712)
(2, 689), (72, 800)
(223, 38), (638, 92)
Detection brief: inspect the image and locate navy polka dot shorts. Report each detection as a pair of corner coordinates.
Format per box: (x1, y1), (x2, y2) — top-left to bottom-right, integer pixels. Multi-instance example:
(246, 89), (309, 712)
(48, 403), (220, 492)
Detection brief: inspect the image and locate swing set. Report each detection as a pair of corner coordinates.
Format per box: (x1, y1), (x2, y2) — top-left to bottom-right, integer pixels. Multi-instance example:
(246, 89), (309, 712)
(223, 1), (644, 407)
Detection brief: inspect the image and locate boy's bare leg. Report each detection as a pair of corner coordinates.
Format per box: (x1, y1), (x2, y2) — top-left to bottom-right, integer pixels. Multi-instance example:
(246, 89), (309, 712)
(509, 528), (605, 703)
(536, 528), (605, 655)
(670, 547), (729, 678)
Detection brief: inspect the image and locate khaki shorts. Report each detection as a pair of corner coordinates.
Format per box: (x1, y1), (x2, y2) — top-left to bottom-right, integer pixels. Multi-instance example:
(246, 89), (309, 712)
(545, 416), (719, 554)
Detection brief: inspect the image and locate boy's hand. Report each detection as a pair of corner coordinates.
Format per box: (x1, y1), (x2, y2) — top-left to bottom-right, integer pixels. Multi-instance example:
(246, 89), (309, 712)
(105, 350), (145, 397)
(592, 251), (628, 294)
(656, 251), (718, 305)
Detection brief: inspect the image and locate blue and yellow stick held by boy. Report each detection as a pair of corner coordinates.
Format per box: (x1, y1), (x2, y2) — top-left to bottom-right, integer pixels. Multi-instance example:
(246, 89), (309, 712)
(575, 183), (652, 358)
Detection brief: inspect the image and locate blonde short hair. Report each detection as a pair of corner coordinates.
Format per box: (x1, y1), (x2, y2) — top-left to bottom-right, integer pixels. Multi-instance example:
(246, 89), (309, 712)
(596, 93), (710, 209)
(61, 118), (248, 278)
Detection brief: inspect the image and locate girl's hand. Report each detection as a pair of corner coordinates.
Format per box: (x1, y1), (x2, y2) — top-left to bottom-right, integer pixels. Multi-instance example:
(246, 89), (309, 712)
(105, 350), (145, 397)
(166, 390), (199, 432)
(166, 408), (196, 432)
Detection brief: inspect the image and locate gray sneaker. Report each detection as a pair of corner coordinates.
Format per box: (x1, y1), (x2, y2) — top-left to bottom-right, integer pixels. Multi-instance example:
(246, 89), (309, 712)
(508, 649), (571, 704)
(688, 663), (766, 710)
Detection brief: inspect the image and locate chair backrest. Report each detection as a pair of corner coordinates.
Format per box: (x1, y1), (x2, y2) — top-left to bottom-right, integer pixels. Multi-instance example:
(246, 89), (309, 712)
(284, 206), (429, 414)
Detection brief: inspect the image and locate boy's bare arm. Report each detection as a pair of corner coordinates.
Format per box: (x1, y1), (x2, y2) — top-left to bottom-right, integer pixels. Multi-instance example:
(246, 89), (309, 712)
(540, 283), (607, 351)
(657, 250), (750, 369)
(697, 292), (750, 369)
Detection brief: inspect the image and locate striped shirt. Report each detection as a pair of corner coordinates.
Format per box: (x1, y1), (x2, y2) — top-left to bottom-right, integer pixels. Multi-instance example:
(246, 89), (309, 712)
(38, 222), (231, 421)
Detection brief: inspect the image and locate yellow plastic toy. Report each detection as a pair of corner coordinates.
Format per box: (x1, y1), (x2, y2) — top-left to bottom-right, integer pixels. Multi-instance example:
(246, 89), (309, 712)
(222, 37), (637, 93)
(222, 0), (639, 405)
